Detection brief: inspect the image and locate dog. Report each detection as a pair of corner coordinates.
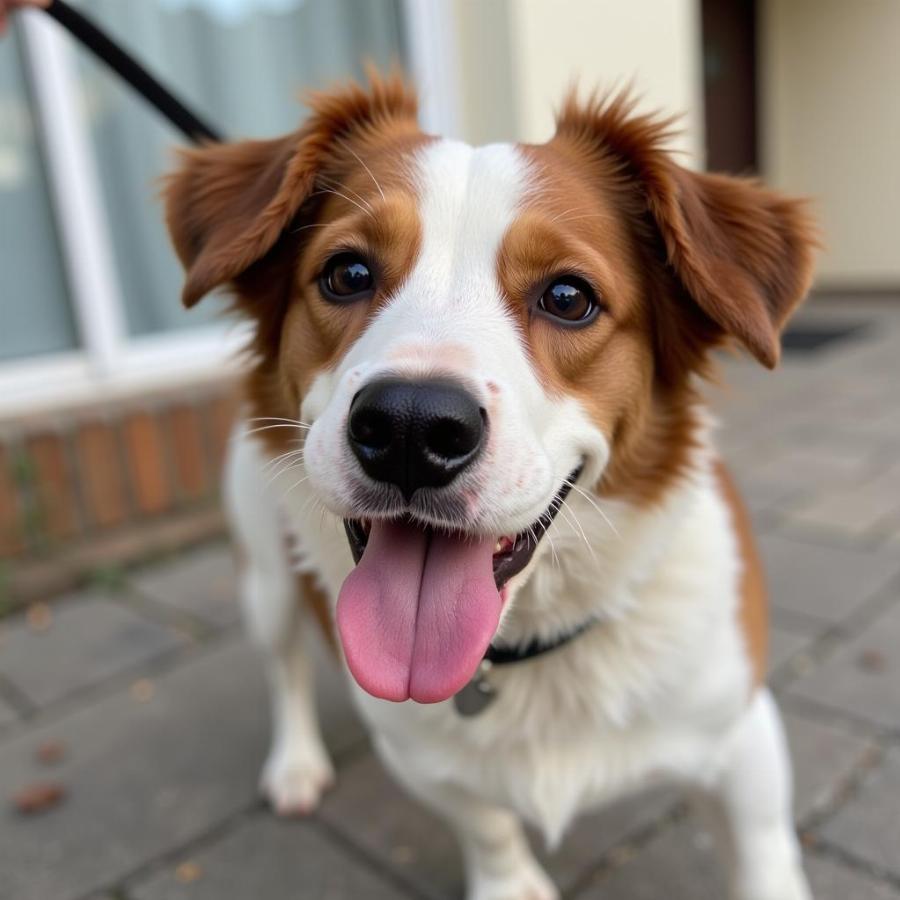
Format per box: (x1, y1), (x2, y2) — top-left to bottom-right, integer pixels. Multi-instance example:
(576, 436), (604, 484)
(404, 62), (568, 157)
(164, 74), (816, 900)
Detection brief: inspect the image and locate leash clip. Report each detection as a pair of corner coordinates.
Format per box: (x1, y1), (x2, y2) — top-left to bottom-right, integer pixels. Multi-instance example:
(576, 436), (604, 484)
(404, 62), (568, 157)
(453, 659), (497, 717)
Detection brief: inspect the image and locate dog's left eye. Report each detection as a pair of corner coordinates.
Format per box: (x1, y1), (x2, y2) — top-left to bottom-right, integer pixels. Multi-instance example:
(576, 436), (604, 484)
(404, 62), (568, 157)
(538, 277), (599, 325)
(320, 253), (374, 301)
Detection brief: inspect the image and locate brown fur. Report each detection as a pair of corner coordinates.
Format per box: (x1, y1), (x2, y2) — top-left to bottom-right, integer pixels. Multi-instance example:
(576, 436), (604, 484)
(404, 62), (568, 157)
(298, 572), (338, 655)
(715, 461), (769, 687)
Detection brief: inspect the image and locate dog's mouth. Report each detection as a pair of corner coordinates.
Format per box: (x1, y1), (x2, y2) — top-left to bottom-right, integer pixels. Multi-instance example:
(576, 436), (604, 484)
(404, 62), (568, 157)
(336, 466), (582, 705)
(343, 468), (579, 588)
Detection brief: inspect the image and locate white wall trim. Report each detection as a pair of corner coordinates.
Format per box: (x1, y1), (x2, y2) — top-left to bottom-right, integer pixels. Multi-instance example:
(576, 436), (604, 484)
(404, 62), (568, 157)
(0, 323), (250, 420)
(402, 0), (462, 138)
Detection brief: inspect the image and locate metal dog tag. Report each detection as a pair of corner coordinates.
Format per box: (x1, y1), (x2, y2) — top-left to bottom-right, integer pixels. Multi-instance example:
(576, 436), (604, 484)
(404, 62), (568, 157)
(453, 660), (497, 717)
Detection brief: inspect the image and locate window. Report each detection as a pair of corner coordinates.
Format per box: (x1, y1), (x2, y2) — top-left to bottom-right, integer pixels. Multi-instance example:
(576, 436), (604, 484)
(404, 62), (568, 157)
(1, 0), (459, 413)
(0, 30), (76, 362)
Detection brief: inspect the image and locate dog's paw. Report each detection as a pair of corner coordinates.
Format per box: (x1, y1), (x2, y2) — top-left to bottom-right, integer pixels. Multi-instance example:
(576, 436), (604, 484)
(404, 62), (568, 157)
(467, 861), (559, 900)
(260, 740), (335, 817)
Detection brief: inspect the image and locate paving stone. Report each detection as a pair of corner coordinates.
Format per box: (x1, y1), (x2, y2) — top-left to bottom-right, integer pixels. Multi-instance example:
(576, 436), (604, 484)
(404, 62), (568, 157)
(782, 711), (875, 822)
(0, 639), (268, 900)
(729, 470), (804, 518)
(758, 532), (900, 624)
(784, 462), (900, 540)
(0, 628), (366, 900)
(574, 819), (900, 900)
(0, 694), (19, 729)
(319, 752), (675, 900)
(308, 633), (367, 756)
(805, 855), (900, 900)
(575, 820), (725, 899)
(131, 543), (240, 628)
(769, 627), (812, 674)
(742, 443), (879, 499)
(786, 598), (900, 731)
(818, 750), (900, 880)
(130, 813), (409, 900)
(0, 595), (188, 708)
(320, 753), (463, 900)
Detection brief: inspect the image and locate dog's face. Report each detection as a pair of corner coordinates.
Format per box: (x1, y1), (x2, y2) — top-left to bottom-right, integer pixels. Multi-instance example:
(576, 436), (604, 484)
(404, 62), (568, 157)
(166, 76), (816, 705)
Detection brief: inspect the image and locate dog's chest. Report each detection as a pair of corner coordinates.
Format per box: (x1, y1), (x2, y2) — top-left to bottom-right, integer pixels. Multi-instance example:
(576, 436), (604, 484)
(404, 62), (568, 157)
(287, 463), (751, 842)
(361, 622), (746, 846)
(349, 483), (751, 842)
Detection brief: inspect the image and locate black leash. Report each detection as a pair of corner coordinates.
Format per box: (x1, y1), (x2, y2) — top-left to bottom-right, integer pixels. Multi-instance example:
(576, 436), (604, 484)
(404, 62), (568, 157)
(41, 0), (222, 144)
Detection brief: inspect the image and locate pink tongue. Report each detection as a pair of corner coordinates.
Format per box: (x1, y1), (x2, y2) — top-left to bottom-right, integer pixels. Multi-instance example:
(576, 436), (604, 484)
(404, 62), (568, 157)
(336, 520), (502, 703)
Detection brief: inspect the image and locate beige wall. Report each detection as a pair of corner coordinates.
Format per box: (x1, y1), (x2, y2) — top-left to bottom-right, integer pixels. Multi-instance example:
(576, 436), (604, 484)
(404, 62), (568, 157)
(761, 0), (900, 288)
(452, 0), (705, 163)
(452, 0), (519, 145)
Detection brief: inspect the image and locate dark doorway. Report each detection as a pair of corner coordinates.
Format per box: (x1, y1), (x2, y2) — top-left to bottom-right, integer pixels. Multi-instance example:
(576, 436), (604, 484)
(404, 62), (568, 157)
(701, 0), (758, 174)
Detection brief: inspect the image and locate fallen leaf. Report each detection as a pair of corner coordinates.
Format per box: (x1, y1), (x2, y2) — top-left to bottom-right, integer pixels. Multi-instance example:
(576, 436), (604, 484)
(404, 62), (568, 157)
(35, 740), (66, 765)
(175, 861), (203, 883)
(390, 845), (414, 865)
(130, 679), (155, 702)
(857, 649), (888, 674)
(26, 603), (52, 632)
(12, 781), (66, 815)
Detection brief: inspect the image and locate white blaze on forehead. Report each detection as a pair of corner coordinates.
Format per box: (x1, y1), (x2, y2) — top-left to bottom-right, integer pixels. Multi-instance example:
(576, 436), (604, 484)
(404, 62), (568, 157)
(304, 138), (534, 413)
(415, 140), (528, 282)
(386, 140), (531, 342)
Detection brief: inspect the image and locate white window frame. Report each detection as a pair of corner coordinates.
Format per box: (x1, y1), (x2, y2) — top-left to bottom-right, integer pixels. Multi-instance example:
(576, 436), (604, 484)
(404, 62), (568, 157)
(1, 1), (462, 416)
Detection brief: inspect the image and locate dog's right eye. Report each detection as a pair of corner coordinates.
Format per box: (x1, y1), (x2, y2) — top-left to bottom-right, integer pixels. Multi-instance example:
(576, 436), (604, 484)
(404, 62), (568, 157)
(320, 253), (374, 301)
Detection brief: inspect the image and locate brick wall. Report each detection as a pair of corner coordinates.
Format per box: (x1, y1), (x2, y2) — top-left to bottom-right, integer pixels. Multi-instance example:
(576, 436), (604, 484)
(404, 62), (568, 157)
(0, 380), (240, 608)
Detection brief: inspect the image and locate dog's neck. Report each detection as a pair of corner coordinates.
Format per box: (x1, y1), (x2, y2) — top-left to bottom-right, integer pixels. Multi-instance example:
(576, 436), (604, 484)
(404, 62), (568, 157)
(493, 433), (716, 651)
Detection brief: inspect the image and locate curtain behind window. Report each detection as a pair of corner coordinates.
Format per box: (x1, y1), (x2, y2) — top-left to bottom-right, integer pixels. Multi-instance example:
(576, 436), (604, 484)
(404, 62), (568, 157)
(74, 0), (407, 338)
(0, 31), (77, 363)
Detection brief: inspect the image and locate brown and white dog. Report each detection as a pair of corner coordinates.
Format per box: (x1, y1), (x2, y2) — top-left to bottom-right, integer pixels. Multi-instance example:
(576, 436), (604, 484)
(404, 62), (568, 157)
(165, 75), (816, 900)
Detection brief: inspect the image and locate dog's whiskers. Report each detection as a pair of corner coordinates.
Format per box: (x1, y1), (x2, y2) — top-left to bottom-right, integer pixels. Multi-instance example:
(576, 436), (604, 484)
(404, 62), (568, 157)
(247, 416), (313, 428)
(318, 175), (374, 215)
(242, 423), (311, 438)
(547, 205), (584, 224)
(550, 211), (614, 227)
(261, 445), (305, 472)
(336, 137), (386, 202)
(567, 482), (621, 539)
(556, 501), (598, 564)
(291, 222), (334, 234)
(311, 187), (374, 220)
(283, 473), (312, 501)
(263, 453), (306, 491)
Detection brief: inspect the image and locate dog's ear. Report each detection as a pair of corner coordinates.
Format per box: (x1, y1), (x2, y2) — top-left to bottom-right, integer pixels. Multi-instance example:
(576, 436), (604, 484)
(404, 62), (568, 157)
(163, 73), (418, 308)
(556, 92), (818, 368)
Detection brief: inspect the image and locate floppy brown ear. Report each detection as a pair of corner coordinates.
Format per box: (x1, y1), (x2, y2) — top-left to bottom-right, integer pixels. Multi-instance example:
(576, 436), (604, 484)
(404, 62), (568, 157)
(163, 73), (418, 308)
(646, 165), (817, 368)
(556, 92), (818, 368)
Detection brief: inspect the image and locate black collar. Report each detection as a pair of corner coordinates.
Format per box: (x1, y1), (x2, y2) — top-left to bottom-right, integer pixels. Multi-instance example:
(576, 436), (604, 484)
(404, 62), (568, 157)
(483, 617), (597, 666)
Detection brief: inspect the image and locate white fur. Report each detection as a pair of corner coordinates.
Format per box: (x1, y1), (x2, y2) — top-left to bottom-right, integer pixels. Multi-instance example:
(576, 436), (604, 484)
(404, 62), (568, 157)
(226, 137), (810, 899)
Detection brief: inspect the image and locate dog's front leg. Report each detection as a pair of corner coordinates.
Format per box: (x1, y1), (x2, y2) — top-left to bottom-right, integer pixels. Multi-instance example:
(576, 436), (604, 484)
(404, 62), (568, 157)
(227, 436), (335, 816)
(698, 688), (811, 900)
(379, 744), (558, 900)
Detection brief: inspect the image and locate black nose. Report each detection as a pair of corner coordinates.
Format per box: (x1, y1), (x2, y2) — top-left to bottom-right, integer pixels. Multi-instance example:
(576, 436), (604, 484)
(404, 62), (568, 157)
(348, 377), (485, 500)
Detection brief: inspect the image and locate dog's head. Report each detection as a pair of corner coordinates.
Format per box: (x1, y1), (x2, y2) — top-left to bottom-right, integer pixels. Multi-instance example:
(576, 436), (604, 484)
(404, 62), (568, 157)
(165, 75), (816, 704)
